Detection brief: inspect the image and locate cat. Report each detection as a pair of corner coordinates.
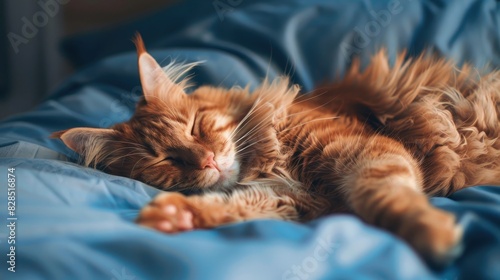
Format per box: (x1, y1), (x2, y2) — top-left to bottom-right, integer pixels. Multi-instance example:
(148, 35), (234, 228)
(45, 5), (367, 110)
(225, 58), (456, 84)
(52, 35), (500, 265)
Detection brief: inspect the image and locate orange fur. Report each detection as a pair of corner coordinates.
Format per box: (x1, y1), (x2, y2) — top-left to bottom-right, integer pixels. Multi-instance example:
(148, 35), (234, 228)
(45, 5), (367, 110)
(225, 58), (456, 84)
(52, 36), (500, 264)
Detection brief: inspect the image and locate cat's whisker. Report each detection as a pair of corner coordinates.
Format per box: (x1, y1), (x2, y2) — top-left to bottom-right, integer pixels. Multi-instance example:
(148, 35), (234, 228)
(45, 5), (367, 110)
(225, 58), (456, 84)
(105, 140), (146, 147)
(236, 144), (265, 157)
(236, 137), (274, 154)
(130, 156), (164, 178)
(233, 94), (280, 139)
(233, 121), (268, 146)
(94, 149), (141, 168)
(102, 146), (143, 155)
(232, 101), (282, 146)
(130, 158), (149, 177)
(284, 96), (339, 120)
(227, 96), (265, 142)
(224, 107), (255, 145)
(112, 150), (148, 160)
(232, 115), (270, 146)
(278, 117), (340, 134)
(232, 90), (330, 147)
(104, 152), (151, 170)
(288, 89), (331, 107)
(216, 67), (237, 89)
(234, 89), (339, 147)
(235, 132), (272, 150)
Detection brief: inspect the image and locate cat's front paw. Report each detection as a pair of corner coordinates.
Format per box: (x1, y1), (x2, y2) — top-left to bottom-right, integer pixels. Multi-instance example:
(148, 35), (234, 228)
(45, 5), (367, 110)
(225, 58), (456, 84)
(136, 192), (197, 233)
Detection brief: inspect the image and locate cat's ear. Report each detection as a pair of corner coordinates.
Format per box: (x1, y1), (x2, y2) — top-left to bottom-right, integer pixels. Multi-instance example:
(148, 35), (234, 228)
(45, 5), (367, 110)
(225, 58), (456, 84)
(133, 34), (185, 103)
(51, 128), (114, 155)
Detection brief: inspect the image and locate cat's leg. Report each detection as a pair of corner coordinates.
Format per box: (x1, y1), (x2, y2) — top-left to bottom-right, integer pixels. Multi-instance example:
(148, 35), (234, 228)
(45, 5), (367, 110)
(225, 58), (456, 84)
(323, 135), (462, 264)
(136, 185), (320, 233)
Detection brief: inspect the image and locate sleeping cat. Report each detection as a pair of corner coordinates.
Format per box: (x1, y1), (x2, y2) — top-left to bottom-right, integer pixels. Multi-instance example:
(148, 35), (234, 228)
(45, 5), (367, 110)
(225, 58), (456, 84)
(53, 35), (500, 264)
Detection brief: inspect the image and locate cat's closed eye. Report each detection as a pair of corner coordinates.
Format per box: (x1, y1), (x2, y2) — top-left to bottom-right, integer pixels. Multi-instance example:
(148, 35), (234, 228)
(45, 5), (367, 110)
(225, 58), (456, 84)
(164, 156), (183, 165)
(163, 156), (175, 162)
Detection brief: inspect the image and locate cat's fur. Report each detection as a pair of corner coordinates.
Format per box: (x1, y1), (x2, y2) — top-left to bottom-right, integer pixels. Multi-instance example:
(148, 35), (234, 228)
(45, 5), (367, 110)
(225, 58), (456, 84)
(53, 35), (500, 264)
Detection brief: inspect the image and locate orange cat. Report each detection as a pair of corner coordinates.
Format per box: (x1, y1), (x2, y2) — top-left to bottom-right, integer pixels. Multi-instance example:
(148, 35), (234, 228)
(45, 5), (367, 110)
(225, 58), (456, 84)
(53, 35), (500, 264)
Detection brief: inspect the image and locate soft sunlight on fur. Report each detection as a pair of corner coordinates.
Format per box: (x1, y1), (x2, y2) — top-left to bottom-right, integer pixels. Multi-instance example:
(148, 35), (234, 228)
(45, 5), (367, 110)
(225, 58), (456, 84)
(52, 35), (500, 265)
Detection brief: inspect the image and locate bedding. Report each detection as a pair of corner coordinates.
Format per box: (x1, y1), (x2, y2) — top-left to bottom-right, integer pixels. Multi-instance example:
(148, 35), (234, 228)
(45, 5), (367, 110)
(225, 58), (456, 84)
(1, 0), (500, 279)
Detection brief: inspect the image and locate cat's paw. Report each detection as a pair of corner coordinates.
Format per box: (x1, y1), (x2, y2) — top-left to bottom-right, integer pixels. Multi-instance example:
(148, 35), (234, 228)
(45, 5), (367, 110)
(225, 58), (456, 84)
(402, 209), (463, 265)
(136, 192), (197, 233)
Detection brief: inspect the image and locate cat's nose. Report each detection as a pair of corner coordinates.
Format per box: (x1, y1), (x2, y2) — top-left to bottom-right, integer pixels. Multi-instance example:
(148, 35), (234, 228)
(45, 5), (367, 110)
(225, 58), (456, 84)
(201, 152), (220, 171)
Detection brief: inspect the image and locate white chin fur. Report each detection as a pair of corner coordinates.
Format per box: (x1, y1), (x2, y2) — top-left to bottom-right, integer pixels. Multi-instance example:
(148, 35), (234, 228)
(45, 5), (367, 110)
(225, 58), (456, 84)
(211, 160), (240, 190)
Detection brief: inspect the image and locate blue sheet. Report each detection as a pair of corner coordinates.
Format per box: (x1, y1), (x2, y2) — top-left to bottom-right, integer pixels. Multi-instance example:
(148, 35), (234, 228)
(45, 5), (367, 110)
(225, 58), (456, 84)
(1, 0), (500, 279)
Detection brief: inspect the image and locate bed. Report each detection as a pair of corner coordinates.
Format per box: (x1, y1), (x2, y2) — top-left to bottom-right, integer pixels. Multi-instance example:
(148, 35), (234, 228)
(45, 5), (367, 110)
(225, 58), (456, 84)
(1, 0), (500, 279)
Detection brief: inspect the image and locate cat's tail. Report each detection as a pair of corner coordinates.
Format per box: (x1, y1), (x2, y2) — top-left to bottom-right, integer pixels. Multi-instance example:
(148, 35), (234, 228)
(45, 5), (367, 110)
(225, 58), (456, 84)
(309, 50), (475, 123)
(317, 50), (500, 194)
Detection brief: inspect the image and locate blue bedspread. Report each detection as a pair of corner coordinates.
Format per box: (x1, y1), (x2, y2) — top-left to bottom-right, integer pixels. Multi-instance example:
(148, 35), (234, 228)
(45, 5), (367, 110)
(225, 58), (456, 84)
(1, 0), (500, 279)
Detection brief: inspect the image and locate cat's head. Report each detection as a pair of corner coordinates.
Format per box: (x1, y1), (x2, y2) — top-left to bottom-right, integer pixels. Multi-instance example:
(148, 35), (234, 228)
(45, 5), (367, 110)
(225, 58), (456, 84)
(53, 34), (299, 192)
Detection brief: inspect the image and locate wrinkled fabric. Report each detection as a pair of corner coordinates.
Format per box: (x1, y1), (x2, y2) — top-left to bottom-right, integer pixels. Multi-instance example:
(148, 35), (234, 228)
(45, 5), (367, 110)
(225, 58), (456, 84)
(1, 0), (500, 279)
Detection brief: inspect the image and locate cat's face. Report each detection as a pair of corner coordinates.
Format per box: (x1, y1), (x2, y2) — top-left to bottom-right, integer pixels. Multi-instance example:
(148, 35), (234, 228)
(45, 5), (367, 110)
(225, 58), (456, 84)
(108, 90), (241, 191)
(53, 35), (299, 192)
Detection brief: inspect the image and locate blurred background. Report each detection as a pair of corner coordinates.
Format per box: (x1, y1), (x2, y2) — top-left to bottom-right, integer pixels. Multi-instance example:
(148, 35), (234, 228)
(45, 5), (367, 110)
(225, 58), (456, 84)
(0, 0), (180, 120)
